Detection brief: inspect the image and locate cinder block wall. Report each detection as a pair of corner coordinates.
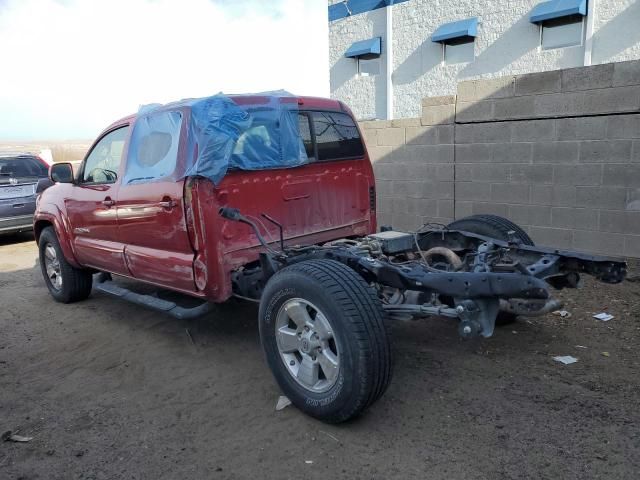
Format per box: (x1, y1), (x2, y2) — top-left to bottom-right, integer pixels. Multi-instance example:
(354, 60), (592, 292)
(364, 59), (640, 257)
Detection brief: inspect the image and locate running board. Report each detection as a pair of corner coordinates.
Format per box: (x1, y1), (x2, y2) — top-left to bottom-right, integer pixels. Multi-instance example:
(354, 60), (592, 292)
(94, 278), (214, 320)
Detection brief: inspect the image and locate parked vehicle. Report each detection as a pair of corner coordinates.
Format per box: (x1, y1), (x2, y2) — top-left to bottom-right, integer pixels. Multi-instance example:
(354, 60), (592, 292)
(0, 152), (52, 234)
(34, 93), (626, 423)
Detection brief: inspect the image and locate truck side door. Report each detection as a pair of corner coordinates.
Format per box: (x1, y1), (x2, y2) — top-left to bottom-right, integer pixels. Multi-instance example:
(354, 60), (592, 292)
(65, 125), (130, 275)
(115, 110), (196, 293)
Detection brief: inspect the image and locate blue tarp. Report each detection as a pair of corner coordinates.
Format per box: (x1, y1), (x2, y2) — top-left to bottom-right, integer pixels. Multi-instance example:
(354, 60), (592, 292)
(345, 37), (382, 58)
(431, 17), (478, 43)
(530, 0), (587, 24)
(131, 92), (308, 185)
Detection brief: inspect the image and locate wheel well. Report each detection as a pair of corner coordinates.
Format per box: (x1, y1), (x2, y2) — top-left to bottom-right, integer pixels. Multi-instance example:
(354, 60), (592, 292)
(34, 220), (53, 243)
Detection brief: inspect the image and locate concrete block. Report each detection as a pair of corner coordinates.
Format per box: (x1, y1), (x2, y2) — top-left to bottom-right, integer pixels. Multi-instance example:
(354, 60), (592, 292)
(390, 163), (409, 180)
(531, 185), (576, 206)
(515, 70), (562, 96)
(438, 125), (454, 144)
(508, 164), (553, 184)
(455, 101), (494, 123)
(634, 141), (640, 163)
(493, 96), (536, 120)
(534, 91), (587, 118)
(529, 226), (574, 249)
(477, 123), (511, 144)
(507, 204), (552, 227)
(492, 143), (533, 164)
(556, 117), (607, 141)
(573, 230), (625, 255)
(599, 211), (640, 235)
(391, 118), (421, 128)
(398, 144), (453, 164)
(435, 164), (454, 181)
(551, 207), (598, 230)
(575, 186), (628, 209)
(457, 76), (515, 102)
(602, 164), (640, 187)
(561, 63), (614, 92)
(437, 199), (454, 219)
(491, 183), (529, 203)
(455, 164), (473, 181)
(454, 201), (474, 218)
(624, 235), (640, 257)
(532, 141), (579, 164)
(510, 119), (555, 142)
(362, 128), (378, 147)
(455, 144), (493, 163)
(377, 128), (406, 146)
(422, 95), (456, 107)
(421, 104), (455, 125)
(471, 202), (509, 217)
(585, 85), (640, 114)
(373, 163), (395, 180)
(612, 60), (640, 87)
(456, 182), (492, 201)
(467, 164), (510, 183)
(579, 140), (632, 164)
(366, 146), (393, 163)
(454, 124), (474, 144)
(553, 164), (602, 186)
(360, 120), (391, 129)
(433, 181), (454, 200)
(406, 126), (439, 145)
(606, 114), (640, 139)
(375, 180), (393, 196)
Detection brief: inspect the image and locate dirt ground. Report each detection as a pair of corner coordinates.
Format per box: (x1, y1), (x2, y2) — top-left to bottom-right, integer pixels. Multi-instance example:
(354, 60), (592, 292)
(1, 233), (639, 480)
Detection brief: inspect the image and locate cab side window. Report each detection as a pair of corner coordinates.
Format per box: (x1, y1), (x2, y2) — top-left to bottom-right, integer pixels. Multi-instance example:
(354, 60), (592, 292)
(122, 111), (182, 185)
(82, 126), (129, 184)
(311, 111), (364, 161)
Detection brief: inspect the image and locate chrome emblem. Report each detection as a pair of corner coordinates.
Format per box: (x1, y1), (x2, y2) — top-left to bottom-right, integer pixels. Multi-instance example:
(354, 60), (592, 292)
(9, 178), (18, 185)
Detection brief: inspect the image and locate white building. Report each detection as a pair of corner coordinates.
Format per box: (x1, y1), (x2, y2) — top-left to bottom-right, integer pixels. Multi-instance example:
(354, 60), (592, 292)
(328, 0), (640, 120)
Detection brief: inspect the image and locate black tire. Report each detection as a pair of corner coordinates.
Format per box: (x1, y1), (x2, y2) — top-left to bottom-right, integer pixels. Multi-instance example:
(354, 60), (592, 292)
(447, 214), (534, 246)
(39, 226), (93, 303)
(259, 259), (392, 423)
(447, 215), (534, 325)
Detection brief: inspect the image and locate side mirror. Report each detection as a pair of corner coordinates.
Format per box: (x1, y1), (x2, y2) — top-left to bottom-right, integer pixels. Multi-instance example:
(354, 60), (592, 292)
(49, 163), (75, 183)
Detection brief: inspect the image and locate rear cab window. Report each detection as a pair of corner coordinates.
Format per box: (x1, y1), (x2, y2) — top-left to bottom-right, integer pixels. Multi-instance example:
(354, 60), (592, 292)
(293, 110), (365, 163)
(0, 156), (48, 178)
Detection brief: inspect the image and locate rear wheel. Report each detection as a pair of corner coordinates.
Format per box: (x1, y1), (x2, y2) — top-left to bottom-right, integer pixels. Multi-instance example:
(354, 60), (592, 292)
(259, 259), (392, 423)
(447, 215), (535, 325)
(39, 226), (92, 303)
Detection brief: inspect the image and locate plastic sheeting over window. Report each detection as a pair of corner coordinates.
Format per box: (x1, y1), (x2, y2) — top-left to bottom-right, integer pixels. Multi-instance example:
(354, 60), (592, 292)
(123, 111), (182, 185)
(131, 92), (309, 185)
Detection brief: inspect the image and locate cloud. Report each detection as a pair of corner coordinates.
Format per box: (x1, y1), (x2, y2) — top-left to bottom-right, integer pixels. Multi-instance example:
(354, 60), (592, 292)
(0, 0), (328, 139)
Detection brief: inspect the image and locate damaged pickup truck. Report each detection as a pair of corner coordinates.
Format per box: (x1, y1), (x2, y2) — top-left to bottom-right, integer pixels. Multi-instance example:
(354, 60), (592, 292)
(34, 93), (626, 423)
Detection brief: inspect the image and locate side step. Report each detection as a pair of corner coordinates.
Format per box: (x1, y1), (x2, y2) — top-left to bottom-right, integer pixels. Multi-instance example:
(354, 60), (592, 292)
(94, 277), (214, 320)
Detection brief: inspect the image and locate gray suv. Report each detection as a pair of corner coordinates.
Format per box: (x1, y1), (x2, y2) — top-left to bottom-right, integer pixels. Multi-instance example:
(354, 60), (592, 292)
(0, 153), (52, 234)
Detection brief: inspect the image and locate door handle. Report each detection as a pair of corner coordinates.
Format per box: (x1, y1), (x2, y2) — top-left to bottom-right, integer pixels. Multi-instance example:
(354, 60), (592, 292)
(158, 198), (177, 210)
(102, 198), (116, 207)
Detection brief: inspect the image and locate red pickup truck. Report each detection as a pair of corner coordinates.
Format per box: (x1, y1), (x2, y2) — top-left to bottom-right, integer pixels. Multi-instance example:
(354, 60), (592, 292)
(35, 93), (626, 423)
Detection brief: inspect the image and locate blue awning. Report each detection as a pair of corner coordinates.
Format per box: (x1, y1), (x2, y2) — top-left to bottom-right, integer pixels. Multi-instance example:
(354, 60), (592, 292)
(345, 37), (382, 58)
(530, 0), (587, 24)
(431, 17), (478, 43)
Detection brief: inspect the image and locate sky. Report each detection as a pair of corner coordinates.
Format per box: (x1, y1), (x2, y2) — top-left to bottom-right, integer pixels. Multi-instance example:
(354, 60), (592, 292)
(0, 0), (329, 140)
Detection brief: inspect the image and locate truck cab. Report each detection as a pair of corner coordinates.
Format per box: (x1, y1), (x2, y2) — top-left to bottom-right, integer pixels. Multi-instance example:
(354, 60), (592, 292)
(35, 95), (376, 302)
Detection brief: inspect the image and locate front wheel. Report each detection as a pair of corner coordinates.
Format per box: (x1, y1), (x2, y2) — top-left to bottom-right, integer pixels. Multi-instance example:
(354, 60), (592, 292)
(39, 226), (93, 303)
(259, 259), (392, 423)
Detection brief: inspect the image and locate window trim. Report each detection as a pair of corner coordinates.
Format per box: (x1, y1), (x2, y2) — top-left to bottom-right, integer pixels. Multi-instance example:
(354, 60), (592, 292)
(78, 125), (130, 185)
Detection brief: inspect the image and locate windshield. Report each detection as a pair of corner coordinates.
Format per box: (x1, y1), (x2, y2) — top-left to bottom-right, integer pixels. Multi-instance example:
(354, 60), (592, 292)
(0, 156), (48, 178)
